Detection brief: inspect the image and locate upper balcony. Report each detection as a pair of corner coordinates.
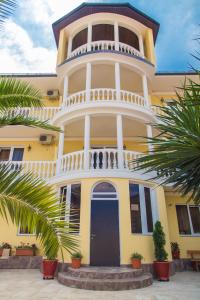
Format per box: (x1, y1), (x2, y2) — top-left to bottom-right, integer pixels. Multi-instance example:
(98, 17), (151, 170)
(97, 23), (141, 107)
(55, 3), (158, 67)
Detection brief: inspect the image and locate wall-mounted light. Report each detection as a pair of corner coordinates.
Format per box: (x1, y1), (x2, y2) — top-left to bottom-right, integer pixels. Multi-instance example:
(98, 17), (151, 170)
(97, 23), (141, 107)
(27, 145), (32, 152)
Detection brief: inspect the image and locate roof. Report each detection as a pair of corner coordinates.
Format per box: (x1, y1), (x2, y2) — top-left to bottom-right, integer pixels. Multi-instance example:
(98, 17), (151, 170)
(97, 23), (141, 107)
(52, 2), (160, 47)
(0, 73), (57, 78)
(155, 71), (198, 76)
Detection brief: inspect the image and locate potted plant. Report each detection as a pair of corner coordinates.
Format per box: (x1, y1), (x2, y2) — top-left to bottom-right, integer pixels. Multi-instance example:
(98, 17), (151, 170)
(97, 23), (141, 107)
(71, 252), (83, 269)
(171, 242), (180, 259)
(153, 221), (170, 281)
(15, 242), (37, 256)
(0, 243), (12, 256)
(43, 255), (58, 280)
(131, 252), (143, 269)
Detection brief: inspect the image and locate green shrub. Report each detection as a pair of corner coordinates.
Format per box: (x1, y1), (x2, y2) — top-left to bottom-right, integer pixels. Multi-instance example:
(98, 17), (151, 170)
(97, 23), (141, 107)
(71, 251), (83, 259)
(153, 221), (168, 261)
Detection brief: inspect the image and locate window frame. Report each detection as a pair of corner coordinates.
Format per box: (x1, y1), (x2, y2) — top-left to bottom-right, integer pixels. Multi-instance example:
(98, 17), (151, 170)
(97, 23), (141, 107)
(0, 146), (24, 161)
(176, 204), (200, 237)
(60, 183), (81, 235)
(129, 183), (158, 235)
(17, 225), (36, 236)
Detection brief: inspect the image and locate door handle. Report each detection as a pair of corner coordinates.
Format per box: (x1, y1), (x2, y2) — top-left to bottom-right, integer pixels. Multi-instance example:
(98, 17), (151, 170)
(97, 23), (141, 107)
(91, 234), (96, 239)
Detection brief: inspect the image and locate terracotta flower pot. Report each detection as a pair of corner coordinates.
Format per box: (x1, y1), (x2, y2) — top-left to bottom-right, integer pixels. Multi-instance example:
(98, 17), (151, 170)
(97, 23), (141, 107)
(154, 261), (170, 281)
(43, 260), (58, 279)
(0, 249), (3, 256)
(71, 258), (81, 269)
(16, 249), (34, 256)
(131, 259), (141, 269)
(172, 251), (180, 259)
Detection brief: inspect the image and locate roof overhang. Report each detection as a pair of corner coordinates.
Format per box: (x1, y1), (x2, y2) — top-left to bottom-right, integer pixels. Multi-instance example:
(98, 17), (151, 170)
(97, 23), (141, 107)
(52, 2), (160, 47)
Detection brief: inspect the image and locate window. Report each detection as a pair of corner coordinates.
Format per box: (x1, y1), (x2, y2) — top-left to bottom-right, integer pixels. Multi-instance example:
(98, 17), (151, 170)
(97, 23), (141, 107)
(60, 184), (81, 233)
(176, 205), (200, 235)
(18, 225), (34, 236)
(129, 183), (158, 234)
(0, 147), (24, 161)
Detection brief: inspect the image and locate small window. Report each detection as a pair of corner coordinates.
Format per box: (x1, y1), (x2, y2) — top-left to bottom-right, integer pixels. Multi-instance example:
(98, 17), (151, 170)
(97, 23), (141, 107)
(0, 147), (24, 161)
(0, 148), (10, 161)
(129, 184), (157, 234)
(129, 184), (142, 234)
(60, 184), (81, 233)
(18, 225), (34, 235)
(176, 205), (200, 235)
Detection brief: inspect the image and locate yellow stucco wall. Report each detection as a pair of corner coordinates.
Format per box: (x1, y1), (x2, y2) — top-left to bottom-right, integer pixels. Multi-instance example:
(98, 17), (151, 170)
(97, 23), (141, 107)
(166, 192), (200, 259)
(144, 29), (156, 65)
(0, 141), (57, 161)
(0, 177), (172, 264)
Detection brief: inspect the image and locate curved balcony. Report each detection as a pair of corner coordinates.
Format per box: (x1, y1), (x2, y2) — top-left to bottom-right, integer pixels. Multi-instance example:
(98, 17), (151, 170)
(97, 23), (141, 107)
(63, 89), (146, 108)
(0, 149), (143, 181)
(69, 41), (144, 60)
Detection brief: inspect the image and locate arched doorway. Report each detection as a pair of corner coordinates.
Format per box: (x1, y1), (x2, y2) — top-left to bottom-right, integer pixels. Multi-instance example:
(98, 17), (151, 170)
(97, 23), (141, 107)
(90, 182), (120, 266)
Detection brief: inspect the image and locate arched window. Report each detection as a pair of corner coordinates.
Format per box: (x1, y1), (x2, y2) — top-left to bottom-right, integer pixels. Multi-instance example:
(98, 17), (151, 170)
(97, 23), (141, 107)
(72, 28), (88, 51)
(92, 182), (117, 200)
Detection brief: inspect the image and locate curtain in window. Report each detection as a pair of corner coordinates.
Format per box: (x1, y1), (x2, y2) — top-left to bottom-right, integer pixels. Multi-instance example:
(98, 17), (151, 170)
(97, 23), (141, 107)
(144, 187), (153, 232)
(70, 184), (81, 233)
(129, 184), (142, 233)
(0, 148), (10, 161)
(12, 148), (24, 161)
(189, 207), (200, 234)
(176, 205), (191, 235)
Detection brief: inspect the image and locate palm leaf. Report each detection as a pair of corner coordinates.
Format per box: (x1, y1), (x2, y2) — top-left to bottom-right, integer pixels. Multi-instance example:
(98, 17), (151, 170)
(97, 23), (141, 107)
(0, 164), (79, 259)
(0, 77), (43, 110)
(133, 76), (200, 204)
(0, 114), (61, 131)
(0, 1), (17, 27)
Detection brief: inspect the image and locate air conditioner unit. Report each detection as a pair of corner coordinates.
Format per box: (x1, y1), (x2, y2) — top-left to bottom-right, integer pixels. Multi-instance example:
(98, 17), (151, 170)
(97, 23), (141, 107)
(39, 135), (54, 145)
(46, 89), (59, 100)
(163, 98), (175, 106)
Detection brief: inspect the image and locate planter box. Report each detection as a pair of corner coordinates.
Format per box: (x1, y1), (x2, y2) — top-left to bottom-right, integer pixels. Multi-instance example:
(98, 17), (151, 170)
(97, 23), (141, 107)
(15, 249), (34, 256)
(0, 249), (11, 256)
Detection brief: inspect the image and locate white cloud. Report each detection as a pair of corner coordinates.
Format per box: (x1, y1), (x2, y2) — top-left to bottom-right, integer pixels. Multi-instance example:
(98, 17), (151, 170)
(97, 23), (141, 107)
(0, 21), (56, 73)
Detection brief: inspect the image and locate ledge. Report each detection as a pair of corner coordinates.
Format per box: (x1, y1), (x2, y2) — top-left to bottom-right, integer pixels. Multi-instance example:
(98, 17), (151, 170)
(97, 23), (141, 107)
(0, 256), (42, 269)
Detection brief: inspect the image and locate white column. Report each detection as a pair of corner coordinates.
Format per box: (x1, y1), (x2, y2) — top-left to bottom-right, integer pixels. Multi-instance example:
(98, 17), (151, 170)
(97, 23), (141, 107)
(87, 23), (92, 51)
(84, 115), (91, 170)
(146, 125), (154, 153)
(56, 125), (65, 174)
(117, 114), (124, 169)
(115, 62), (121, 101)
(139, 35), (144, 57)
(86, 63), (92, 102)
(142, 74), (150, 106)
(67, 36), (72, 58)
(114, 21), (119, 51)
(62, 75), (68, 107)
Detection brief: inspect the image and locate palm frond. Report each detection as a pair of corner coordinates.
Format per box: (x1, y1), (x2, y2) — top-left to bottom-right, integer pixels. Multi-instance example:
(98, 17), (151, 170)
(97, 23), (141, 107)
(0, 77), (43, 110)
(0, 0), (17, 27)
(0, 114), (61, 132)
(133, 78), (200, 204)
(0, 164), (79, 259)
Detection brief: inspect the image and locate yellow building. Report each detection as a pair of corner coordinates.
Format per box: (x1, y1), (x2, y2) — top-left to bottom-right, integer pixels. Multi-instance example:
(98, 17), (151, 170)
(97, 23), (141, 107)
(0, 2), (199, 269)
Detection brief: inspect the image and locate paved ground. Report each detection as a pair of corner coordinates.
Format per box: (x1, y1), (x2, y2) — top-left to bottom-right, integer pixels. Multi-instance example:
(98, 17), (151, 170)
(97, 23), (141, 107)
(0, 270), (199, 300)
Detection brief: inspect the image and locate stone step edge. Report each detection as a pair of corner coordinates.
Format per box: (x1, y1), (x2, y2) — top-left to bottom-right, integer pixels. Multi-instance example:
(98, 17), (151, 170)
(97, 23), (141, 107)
(66, 268), (144, 279)
(58, 273), (153, 290)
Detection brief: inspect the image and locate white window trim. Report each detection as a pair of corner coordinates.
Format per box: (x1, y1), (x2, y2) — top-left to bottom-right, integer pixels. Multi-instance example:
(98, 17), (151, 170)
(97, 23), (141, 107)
(176, 204), (200, 237)
(60, 183), (81, 235)
(130, 183), (158, 235)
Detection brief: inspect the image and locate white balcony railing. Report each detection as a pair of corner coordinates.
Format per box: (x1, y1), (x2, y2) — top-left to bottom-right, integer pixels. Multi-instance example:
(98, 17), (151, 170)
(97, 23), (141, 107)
(62, 88), (147, 109)
(6, 107), (60, 122)
(69, 41), (144, 59)
(0, 150), (142, 180)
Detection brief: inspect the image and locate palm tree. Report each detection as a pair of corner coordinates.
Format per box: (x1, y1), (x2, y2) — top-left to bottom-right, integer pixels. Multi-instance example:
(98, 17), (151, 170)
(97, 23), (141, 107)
(133, 75), (200, 204)
(0, 0), (17, 27)
(0, 3), (78, 257)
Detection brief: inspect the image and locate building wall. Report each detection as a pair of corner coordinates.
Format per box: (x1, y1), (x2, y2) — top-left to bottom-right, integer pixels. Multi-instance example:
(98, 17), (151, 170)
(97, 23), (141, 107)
(166, 192), (200, 258)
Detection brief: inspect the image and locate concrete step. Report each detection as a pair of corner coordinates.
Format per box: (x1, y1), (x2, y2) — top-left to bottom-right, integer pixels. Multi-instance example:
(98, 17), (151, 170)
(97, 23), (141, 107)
(66, 266), (144, 279)
(58, 272), (153, 291)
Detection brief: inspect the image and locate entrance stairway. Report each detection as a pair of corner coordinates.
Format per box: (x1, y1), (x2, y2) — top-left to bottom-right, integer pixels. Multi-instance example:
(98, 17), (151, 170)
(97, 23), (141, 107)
(58, 267), (153, 290)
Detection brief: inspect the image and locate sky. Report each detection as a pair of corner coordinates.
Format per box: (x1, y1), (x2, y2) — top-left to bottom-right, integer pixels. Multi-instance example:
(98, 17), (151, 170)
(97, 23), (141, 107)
(0, 0), (199, 73)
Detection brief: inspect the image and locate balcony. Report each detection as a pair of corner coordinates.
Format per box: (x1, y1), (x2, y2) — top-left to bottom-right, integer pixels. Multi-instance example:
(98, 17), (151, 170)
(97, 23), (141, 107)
(0, 149), (143, 181)
(69, 41), (144, 60)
